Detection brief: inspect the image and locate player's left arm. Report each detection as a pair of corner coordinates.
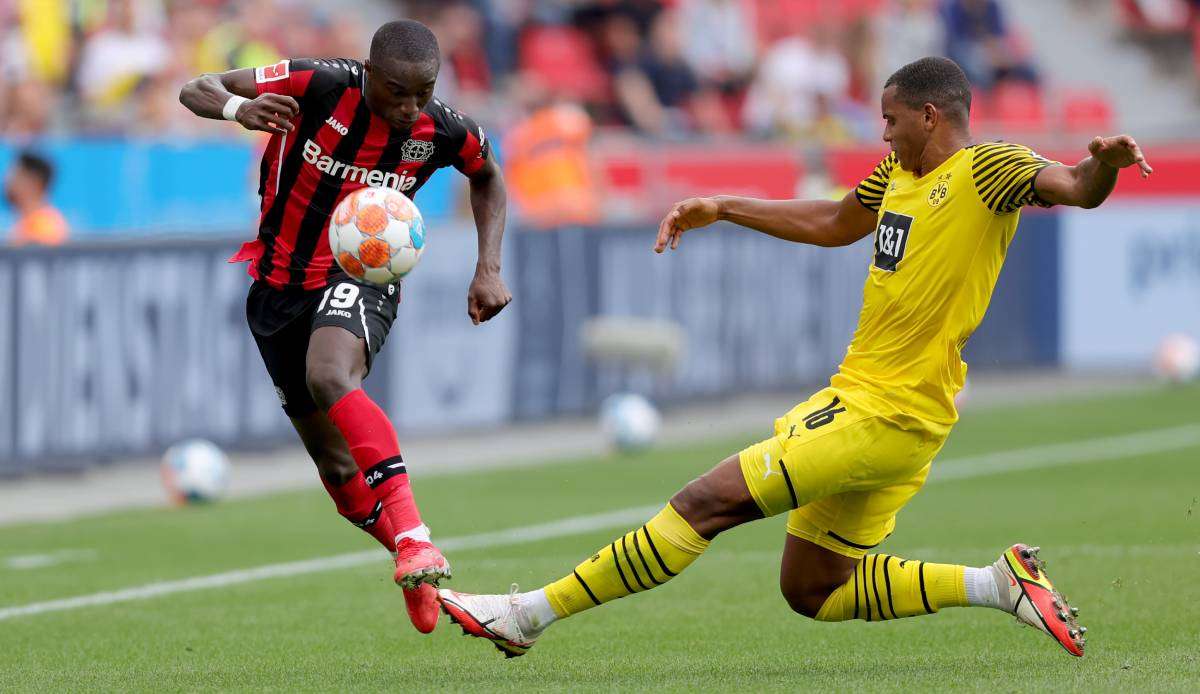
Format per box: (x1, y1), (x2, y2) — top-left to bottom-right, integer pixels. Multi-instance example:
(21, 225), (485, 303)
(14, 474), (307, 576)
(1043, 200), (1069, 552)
(464, 150), (512, 326)
(1034, 135), (1153, 209)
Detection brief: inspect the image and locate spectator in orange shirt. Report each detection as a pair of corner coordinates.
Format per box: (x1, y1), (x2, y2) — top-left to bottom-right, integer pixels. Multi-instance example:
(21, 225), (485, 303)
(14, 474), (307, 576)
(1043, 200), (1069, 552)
(4, 150), (68, 246)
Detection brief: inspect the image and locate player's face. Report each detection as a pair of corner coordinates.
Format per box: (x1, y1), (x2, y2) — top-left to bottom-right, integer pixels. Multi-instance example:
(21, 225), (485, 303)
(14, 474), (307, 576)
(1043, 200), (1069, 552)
(364, 58), (438, 130)
(880, 86), (929, 171)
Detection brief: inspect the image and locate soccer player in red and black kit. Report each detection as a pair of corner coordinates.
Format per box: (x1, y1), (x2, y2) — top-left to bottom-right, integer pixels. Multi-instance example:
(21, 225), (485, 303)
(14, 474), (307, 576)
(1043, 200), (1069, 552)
(179, 20), (511, 634)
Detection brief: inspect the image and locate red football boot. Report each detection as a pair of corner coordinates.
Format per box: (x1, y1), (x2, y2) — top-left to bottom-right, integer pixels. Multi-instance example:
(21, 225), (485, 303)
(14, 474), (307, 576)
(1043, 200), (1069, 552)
(393, 537), (451, 589)
(994, 544), (1086, 657)
(402, 583), (440, 634)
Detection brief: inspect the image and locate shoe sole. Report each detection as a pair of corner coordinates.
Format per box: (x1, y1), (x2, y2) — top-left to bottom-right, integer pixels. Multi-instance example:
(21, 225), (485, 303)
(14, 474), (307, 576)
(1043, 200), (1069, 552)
(438, 594), (532, 658)
(395, 562), (452, 590)
(1005, 545), (1086, 657)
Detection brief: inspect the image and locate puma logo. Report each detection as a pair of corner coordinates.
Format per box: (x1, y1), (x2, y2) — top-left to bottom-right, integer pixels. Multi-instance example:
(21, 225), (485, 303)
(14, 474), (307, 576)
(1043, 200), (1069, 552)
(762, 452), (781, 480)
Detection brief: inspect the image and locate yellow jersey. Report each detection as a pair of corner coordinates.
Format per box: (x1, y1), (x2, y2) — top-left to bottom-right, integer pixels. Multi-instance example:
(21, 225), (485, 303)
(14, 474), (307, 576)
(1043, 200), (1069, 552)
(830, 143), (1057, 434)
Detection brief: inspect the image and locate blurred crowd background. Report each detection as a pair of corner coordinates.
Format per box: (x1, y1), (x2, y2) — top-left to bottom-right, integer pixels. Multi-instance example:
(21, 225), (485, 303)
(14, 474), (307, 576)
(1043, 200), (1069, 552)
(3, 0), (1200, 238)
(3, 0), (1200, 141)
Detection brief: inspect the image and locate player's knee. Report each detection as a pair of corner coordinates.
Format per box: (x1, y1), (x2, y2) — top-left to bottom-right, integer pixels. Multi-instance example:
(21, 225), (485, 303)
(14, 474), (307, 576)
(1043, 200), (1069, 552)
(670, 474), (751, 536)
(780, 581), (833, 619)
(305, 360), (355, 411)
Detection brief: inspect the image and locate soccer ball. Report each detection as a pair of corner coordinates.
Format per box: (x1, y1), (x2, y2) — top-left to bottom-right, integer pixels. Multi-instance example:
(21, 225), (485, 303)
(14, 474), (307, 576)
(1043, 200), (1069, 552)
(601, 393), (662, 453)
(328, 186), (425, 286)
(161, 439), (231, 504)
(1153, 333), (1200, 383)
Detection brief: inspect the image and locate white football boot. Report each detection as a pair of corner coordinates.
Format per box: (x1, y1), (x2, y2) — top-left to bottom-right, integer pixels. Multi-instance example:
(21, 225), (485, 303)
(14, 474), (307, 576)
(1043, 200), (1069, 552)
(438, 585), (546, 658)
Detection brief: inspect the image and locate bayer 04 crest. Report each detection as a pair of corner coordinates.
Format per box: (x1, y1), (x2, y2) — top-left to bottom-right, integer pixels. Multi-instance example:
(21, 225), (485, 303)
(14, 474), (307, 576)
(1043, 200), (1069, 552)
(402, 138), (435, 162)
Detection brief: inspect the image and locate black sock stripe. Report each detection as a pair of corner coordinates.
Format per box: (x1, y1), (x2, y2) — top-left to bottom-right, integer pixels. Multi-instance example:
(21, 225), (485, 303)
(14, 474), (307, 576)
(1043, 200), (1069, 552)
(918, 562), (934, 614)
(640, 526), (677, 577)
(610, 543), (634, 595)
(573, 571), (601, 606)
(363, 455), (406, 489)
(852, 559), (860, 620)
(621, 535), (649, 590)
(870, 555), (885, 621)
(350, 500), (383, 529)
(881, 555), (899, 620)
(632, 532), (663, 585)
(862, 559), (872, 622)
(777, 459), (799, 509)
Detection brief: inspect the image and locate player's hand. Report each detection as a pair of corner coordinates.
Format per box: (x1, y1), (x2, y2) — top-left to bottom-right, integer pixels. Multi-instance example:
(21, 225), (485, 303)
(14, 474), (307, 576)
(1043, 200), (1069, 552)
(235, 94), (300, 135)
(654, 197), (721, 253)
(1088, 135), (1153, 178)
(467, 269), (511, 325)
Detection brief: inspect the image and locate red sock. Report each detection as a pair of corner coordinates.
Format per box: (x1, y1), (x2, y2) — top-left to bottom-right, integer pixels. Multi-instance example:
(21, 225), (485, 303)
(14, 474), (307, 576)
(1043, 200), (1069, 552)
(321, 473), (396, 551)
(327, 389), (423, 541)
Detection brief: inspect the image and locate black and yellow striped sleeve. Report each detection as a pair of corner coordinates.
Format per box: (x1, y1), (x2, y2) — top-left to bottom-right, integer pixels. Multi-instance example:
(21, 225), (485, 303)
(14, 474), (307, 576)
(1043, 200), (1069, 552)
(854, 152), (897, 212)
(971, 142), (1060, 214)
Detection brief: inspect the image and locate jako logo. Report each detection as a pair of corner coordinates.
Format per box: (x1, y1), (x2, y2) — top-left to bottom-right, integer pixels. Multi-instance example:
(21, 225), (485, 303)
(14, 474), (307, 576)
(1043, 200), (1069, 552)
(302, 140), (417, 191)
(325, 116), (349, 135)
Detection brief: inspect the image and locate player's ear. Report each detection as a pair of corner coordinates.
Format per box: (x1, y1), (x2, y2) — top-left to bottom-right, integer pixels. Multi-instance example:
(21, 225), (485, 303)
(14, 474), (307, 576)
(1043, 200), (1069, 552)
(923, 103), (938, 132)
(363, 59), (373, 75)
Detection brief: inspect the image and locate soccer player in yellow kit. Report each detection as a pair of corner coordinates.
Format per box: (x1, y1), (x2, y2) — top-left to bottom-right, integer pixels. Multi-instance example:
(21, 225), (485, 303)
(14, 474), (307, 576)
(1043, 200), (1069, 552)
(439, 57), (1154, 658)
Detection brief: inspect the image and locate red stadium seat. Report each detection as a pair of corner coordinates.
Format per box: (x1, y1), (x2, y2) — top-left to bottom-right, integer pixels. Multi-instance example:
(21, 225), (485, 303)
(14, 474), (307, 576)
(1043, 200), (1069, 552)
(989, 83), (1047, 133)
(1060, 89), (1114, 133)
(518, 27), (608, 102)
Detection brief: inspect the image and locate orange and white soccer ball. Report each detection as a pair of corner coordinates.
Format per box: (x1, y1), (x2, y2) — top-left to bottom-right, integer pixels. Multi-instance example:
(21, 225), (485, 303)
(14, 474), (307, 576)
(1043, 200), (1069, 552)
(1153, 333), (1200, 383)
(328, 186), (425, 285)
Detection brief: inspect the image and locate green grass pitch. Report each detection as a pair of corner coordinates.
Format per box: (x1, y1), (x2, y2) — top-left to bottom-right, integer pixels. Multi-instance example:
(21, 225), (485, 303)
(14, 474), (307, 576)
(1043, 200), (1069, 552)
(2, 383), (1198, 692)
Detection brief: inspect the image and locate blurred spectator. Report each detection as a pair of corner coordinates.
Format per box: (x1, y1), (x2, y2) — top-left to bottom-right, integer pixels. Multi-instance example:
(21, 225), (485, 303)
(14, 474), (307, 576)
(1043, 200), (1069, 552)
(76, 0), (169, 124)
(677, 0), (758, 90)
(432, 3), (494, 113)
(941, 0), (1038, 89)
(505, 78), (599, 229)
(610, 11), (732, 136)
(742, 29), (852, 142)
(4, 151), (69, 247)
(875, 0), (945, 84)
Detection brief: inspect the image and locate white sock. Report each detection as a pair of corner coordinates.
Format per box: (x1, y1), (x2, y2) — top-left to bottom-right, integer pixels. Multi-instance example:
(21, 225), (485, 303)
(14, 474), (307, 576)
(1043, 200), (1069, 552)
(395, 523), (431, 545)
(964, 566), (1003, 610)
(517, 589), (559, 635)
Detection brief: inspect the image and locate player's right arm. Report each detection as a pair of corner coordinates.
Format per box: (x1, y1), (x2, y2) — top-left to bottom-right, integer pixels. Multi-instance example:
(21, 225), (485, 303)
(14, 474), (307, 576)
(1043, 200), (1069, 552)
(179, 68), (299, 135)
(654, 193), (877, 252)
(655, 152), (893, 252)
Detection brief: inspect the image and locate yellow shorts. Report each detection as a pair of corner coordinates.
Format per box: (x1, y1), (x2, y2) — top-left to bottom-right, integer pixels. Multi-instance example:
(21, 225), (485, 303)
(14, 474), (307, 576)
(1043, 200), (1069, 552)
(738, 387), (946, 559)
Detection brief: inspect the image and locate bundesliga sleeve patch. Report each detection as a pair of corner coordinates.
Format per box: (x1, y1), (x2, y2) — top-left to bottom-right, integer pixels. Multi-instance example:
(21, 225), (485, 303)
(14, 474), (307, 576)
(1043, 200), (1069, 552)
(255, 60), (291, 84)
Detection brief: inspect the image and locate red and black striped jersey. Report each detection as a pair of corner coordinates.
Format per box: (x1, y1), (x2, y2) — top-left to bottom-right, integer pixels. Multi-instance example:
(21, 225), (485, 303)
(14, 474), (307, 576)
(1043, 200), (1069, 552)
(230, 58), (491, 291)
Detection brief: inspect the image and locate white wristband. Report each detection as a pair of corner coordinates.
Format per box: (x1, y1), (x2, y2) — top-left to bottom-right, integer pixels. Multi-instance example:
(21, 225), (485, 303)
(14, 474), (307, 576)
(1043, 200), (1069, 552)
(222, 95), (249, 121)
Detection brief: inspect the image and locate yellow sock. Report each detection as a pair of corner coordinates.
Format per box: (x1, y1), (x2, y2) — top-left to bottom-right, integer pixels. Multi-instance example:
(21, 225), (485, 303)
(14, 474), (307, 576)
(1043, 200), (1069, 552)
(815, 554), (968, 622)
(544, 503), (709, 618)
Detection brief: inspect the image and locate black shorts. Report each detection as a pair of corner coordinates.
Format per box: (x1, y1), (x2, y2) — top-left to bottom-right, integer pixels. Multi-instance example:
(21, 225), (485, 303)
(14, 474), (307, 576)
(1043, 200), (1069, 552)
(247, 278), (400, 417)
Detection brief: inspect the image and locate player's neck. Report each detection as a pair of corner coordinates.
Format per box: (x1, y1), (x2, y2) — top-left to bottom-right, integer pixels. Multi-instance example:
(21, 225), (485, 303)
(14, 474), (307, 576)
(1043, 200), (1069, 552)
(914, 132), (972, 178)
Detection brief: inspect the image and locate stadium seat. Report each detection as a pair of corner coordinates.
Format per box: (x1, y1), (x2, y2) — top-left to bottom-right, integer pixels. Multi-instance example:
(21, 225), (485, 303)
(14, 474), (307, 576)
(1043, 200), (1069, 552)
(989, 83), (1047, 133)
(518, 27), (608, 102)
(1060, 89), (1114, 133)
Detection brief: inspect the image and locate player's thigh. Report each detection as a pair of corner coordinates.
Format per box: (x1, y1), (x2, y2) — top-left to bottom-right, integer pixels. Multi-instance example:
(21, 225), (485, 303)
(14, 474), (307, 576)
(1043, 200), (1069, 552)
(305, 278), (401, 404)
(785, 461), (933, 560)
(249, 302), (320, 418)
(737, 388), (933, 519)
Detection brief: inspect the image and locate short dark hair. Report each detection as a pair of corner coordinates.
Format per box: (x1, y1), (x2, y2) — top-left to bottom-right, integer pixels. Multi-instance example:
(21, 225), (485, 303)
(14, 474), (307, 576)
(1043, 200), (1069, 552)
(370, 20), (440, 66)
(15, 150), (54, 190)
(884, 57), (972, 123)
